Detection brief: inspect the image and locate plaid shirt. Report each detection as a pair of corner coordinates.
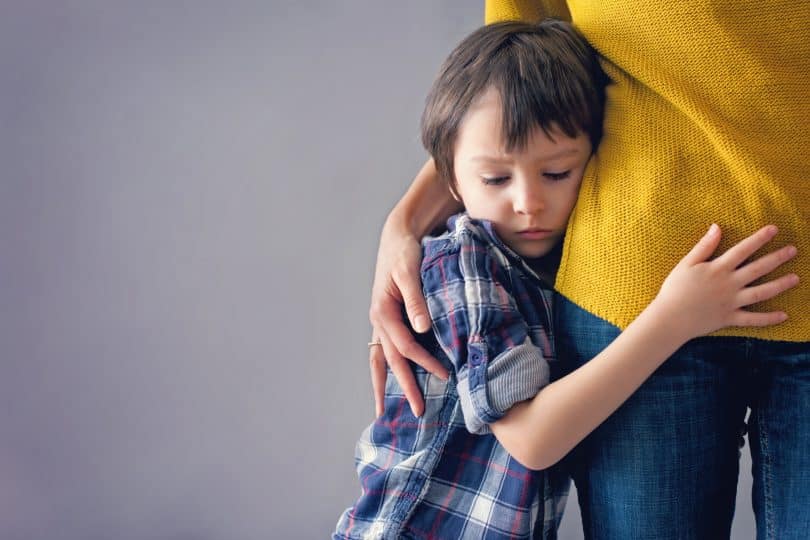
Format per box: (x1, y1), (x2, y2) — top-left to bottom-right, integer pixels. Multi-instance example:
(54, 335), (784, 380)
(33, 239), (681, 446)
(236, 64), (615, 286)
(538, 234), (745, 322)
(334, 214), (569, 540)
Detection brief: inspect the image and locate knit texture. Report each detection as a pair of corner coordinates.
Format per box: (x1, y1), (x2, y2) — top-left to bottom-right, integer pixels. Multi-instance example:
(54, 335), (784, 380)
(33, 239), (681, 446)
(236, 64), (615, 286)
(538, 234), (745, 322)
(486, 0), (809, 341)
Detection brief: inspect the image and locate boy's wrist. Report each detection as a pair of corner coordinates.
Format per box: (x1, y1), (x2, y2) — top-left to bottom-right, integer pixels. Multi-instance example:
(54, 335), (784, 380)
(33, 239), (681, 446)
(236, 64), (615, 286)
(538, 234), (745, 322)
(637, 298), (694, 351)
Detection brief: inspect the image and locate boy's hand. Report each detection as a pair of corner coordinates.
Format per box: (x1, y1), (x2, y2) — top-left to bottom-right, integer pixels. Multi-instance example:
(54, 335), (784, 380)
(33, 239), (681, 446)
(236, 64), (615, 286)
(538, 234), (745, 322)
(653, 224), (799, 342)
(368, 215), (449, 418)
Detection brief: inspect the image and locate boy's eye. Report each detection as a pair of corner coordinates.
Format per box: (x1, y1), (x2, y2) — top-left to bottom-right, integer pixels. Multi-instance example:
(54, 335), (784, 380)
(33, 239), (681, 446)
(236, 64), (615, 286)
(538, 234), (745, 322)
(482, 176), (509, 185)
(544, 171), (571, 181)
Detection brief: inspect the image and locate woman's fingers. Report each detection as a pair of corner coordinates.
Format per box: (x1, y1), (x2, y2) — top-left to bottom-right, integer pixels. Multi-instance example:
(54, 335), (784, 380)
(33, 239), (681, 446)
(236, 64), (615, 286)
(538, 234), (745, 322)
(384, 322), (448, 380)
(368, 271), (447, 419)
(380, 331), (425, 417)
(735, 244), (797, 285)
(377, 307), (448, 416)
(369, 338), (387, 418)
(395, 265), (432, 333)
(370, 295), (429, 416)
(736, 273), (800, 308)
(371, 288), (447, 379)
(715, 225), (778, 269)
(373, 286), (448, 379)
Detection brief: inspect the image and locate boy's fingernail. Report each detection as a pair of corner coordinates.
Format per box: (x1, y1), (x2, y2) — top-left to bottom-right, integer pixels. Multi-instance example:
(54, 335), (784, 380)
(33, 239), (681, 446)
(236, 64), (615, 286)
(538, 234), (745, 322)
(707, 223), (718, 236)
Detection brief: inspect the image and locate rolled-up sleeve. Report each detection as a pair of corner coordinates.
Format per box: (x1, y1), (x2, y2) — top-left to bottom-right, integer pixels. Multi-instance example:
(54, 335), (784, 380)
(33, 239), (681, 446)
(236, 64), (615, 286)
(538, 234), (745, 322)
(422, 230), (550, 434)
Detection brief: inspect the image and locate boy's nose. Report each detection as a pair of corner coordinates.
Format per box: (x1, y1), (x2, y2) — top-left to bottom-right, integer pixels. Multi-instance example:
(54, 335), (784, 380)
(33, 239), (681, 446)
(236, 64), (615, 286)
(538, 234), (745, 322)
(513, 184), (545, 215)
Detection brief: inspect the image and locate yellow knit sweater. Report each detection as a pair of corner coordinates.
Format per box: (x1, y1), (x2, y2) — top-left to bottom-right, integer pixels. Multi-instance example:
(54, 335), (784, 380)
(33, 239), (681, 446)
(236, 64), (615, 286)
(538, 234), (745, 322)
(486, 0), (809, 341)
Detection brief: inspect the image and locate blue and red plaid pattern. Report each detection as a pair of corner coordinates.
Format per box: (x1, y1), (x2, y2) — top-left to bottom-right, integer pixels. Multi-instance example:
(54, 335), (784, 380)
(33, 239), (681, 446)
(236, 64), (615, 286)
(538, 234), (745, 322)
(334, 214), (569, 539)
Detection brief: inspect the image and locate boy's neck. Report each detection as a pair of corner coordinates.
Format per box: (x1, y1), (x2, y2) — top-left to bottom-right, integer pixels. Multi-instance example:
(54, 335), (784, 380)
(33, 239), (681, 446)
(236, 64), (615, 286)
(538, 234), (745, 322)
(524, 240), (563, 288)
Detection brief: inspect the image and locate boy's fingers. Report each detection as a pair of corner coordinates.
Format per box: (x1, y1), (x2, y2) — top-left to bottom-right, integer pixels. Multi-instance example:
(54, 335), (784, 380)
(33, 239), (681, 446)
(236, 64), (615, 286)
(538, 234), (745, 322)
(716, 225), (778, 269)
(681, 223), (722, 265)
(735, 245), (797, 285)
(369, 339), (387, 418)
(736, 273), (800, 308)
(381, 333), (425, 417)
(728, 309), (788, 328)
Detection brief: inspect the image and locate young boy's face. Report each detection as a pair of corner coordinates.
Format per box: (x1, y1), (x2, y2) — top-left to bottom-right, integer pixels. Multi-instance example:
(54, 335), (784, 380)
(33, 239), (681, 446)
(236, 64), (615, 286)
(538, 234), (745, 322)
(453, 88), (592, 259)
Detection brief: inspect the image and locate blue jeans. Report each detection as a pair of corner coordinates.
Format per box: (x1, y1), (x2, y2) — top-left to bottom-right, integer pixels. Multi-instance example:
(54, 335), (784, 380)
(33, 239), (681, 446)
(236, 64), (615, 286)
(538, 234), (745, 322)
(553, 294), (810, 540)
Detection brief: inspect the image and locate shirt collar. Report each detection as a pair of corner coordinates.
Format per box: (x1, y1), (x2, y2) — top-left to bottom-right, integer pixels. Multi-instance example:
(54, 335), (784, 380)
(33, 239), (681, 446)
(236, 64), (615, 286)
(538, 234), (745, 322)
(447, 213), (549, 287)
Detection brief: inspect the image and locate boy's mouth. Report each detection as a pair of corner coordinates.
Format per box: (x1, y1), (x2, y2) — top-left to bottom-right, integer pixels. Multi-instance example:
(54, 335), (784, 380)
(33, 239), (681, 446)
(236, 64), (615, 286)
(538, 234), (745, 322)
(516, 228), (554, 239)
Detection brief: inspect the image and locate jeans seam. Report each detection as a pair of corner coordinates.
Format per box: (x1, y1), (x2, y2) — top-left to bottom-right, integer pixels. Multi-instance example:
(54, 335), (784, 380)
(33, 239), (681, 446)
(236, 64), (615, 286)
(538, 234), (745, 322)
(757, 405), (775, 540)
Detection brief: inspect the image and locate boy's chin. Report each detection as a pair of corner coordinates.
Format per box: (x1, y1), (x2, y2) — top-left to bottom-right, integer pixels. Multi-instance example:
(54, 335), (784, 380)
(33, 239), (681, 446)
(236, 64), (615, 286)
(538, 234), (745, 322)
(510, 237), (564, 261)
(512, 243), (556, 260)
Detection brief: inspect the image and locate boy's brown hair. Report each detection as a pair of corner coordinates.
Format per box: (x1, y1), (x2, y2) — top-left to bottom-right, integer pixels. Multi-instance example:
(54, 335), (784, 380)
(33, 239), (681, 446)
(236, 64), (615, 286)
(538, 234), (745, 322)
(421, 19), (608, 195)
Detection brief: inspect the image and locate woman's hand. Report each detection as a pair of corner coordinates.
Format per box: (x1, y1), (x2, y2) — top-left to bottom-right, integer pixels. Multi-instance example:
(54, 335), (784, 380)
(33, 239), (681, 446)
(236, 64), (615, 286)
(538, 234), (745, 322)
(368, 213), (449, 418)
(652, 224), (799, 342)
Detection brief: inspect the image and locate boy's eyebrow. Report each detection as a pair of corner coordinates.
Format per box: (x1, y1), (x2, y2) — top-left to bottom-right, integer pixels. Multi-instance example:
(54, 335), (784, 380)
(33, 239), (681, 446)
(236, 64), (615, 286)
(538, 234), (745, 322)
(469, 147), (581, 163)
(470, 155), (512, 164)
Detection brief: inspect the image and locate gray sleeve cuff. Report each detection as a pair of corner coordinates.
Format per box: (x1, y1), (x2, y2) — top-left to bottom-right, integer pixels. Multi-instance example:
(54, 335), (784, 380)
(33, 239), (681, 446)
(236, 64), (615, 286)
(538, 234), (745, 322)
(457, 338), (550, 435)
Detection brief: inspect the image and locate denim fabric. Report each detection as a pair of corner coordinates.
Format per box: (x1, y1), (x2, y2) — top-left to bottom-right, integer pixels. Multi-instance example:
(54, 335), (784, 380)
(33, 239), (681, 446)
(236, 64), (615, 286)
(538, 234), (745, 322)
(553, 293), (810, 540)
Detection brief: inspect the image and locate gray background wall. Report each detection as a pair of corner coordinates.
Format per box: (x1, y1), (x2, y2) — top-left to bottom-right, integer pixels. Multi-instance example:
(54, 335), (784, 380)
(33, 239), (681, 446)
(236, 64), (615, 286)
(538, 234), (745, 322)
(0, 2), (756, 538)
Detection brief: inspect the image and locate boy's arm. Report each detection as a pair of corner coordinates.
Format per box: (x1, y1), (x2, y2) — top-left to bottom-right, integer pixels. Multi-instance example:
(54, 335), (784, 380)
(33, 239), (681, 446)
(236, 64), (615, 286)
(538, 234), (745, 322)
(490, 224), (799, 470)
(369, 158), (460, 417)
(485, 0), (571, 24)
(422, 223), (555, 434)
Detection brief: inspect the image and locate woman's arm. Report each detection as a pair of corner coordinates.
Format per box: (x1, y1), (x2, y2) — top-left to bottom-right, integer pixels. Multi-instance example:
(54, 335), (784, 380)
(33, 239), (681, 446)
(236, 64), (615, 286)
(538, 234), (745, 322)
(367, 1), (575, 418)
(368, 158), (461, 417)
(491, 224), (799, 470)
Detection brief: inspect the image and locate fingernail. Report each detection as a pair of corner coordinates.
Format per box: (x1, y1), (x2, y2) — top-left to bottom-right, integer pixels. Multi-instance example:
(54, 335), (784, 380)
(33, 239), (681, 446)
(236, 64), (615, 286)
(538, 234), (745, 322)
(708, 223), (718, 236)
(786, 245), (797, 257)
(414, 315), (429, 332)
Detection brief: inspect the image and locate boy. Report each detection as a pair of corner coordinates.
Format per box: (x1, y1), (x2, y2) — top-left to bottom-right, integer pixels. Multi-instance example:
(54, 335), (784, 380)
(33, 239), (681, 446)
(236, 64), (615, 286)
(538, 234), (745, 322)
(334, 20), (797, 539)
